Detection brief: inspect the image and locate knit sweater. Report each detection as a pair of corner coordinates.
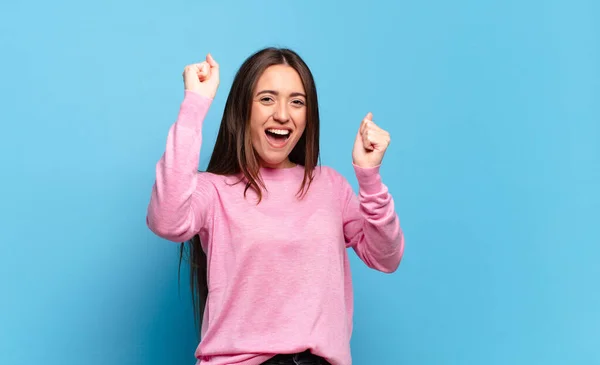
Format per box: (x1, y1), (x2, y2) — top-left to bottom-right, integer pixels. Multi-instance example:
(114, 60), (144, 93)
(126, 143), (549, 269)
(146, 90), (404, 365)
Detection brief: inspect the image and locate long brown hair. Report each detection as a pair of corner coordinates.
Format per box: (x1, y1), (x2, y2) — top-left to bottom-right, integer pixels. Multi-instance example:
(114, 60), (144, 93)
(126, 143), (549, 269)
(179, 47), (321, 334)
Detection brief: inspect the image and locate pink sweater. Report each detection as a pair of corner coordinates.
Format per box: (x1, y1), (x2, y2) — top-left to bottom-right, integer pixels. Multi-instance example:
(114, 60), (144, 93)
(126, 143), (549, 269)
(146, 91), (404, 365)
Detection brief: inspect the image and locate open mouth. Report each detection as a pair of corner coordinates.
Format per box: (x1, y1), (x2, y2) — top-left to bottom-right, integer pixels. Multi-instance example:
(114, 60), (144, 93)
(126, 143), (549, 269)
(265, 128), (292, 147)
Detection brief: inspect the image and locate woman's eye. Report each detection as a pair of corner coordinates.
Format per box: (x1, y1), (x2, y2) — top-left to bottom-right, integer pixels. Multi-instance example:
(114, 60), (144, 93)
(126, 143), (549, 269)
(292, 99), (305, 106)
(261, 97), (274, 103)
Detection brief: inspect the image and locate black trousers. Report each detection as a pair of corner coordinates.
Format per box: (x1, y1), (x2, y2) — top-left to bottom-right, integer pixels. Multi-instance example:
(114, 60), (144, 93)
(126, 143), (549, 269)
(260, 350), (330, 365)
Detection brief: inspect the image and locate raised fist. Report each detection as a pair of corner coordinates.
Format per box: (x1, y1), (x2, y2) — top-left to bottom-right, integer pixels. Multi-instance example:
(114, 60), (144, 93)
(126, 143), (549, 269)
(182, 53), (220, 99)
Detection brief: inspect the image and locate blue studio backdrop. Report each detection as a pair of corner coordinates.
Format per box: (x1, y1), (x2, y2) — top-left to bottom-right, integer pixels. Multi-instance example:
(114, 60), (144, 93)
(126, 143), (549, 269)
(1, 1), (598, 364)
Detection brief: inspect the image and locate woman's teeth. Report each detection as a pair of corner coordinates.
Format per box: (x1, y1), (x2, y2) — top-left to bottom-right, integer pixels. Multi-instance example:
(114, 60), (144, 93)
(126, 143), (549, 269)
(266, 128), (290, 136)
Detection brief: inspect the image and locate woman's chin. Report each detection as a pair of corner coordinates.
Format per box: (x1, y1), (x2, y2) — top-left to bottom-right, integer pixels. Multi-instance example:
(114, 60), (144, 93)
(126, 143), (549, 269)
(259, 155), (293, 169)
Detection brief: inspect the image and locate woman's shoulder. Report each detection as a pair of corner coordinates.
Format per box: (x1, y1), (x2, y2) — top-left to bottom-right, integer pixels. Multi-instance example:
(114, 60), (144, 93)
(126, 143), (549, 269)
(193, 171), (243, 195)
(313, 165), (353, 188)
(197, 170), (245, 184)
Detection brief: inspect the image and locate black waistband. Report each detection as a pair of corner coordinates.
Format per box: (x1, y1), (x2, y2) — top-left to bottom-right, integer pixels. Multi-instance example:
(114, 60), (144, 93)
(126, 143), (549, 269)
(263, 350), (329, 365)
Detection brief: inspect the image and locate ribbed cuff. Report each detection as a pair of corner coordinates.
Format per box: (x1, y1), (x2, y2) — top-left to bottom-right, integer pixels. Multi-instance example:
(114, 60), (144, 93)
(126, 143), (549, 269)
(353, 163), (383, 195)
(177, 90), (213, 130)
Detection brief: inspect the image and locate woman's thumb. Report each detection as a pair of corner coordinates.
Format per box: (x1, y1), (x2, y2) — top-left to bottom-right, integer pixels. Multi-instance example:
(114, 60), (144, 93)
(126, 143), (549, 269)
(206, 53), (219, 68)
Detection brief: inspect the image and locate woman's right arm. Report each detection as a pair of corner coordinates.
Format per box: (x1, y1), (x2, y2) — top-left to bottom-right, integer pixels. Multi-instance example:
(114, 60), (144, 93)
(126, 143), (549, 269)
(146, 55), (220, 242)
(146, 91), (213, 242)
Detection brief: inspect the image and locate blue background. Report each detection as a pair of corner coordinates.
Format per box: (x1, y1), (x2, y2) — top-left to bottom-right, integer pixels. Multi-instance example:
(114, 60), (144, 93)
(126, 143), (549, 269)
(1, 0), (598, 364)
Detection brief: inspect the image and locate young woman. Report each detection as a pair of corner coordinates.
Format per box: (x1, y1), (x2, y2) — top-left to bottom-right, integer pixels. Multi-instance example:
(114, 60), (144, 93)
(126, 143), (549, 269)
(146, 47), (405, 365)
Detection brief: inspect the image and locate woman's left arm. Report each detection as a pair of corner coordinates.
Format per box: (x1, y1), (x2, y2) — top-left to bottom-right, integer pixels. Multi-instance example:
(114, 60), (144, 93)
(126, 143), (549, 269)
(342, 112), (405, 273)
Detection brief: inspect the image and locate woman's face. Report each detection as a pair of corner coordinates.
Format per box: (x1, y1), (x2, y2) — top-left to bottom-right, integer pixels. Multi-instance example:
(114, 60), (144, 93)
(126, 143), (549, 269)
(249, 64), (307, 169)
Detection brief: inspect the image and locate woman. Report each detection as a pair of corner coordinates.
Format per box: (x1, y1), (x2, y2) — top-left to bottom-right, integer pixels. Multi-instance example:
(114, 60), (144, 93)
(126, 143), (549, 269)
(146, 47), (404, 365)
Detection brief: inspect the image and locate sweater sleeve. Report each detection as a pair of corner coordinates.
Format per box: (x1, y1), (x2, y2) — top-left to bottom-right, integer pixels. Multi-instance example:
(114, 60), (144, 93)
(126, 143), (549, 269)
(146, 90), (215, 243)
(341, 164), (404, 273)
